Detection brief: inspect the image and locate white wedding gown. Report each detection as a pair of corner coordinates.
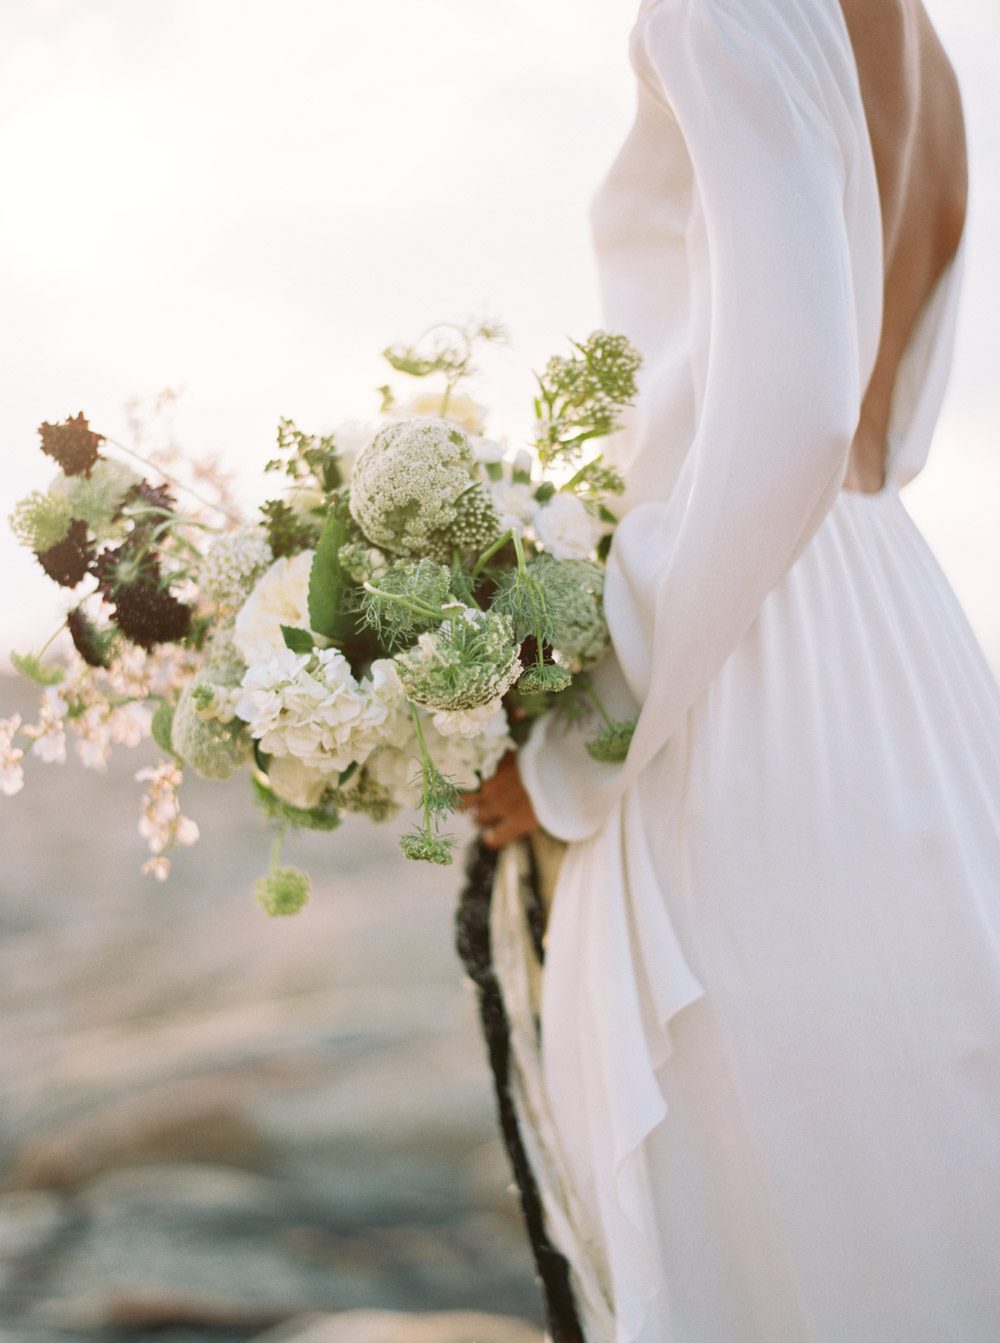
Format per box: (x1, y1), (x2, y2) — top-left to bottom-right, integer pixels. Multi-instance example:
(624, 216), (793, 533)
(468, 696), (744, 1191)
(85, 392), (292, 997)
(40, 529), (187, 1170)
(511, 0), (1000, 1340)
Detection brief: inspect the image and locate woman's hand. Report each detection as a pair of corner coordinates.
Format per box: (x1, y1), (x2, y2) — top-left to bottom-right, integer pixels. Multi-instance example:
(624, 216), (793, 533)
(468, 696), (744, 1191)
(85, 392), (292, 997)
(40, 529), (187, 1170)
(460, 750), (539, 850)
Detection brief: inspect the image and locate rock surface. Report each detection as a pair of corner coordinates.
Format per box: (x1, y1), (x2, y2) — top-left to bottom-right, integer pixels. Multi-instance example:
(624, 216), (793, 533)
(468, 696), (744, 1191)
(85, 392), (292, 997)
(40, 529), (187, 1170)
(257, 1310), (544, 1343)
(0, 676), (543, 1342)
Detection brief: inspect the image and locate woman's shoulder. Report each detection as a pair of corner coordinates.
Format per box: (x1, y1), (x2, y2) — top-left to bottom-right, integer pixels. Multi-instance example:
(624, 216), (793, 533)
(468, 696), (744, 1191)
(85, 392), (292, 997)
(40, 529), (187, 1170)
(632, 0), (859, 122)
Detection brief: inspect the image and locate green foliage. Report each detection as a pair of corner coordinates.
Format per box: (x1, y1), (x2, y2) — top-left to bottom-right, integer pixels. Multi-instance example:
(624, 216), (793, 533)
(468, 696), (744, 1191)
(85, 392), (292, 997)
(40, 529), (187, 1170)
(382, 318), (506, 387)
(307, 514), (355, 643)
(265, 417), (343, 493)
(151, 699), (179, 758)
(259, 498), (320, 558)
(252, 776), (342, 831)
(280, 625), (316, 654)
(9, 650), (65, 686)
(535, 330), (642, 468)
(489, 568), (550, 644)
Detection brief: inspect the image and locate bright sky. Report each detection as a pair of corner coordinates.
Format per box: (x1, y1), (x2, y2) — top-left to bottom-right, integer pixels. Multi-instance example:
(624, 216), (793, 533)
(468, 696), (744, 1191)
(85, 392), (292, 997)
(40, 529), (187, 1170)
(2, 0), (999, 666)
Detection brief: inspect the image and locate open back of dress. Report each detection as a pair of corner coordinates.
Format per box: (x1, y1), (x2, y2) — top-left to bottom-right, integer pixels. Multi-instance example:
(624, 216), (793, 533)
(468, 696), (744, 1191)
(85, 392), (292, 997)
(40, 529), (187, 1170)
(514, 1), (1000, 1340)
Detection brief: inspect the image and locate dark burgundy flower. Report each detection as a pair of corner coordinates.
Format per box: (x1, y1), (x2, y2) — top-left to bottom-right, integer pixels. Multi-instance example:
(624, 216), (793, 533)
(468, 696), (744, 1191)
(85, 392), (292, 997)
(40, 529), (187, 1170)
(38, 413), (103, 477)
(109, 580), (192, 648)
(124, 480), (176, 514)
(67, 606), (114, 668)
(36, 519), (94, 588)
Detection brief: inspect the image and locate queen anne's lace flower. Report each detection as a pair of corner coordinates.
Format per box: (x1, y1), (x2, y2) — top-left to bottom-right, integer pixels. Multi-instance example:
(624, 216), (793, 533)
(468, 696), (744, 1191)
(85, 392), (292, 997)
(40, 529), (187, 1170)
(532, 492), (604, 560)
(236, 650), (405, 775)
(529, 553), (611, 672)
(8, 491), (73, 553)
(233, 551), (314, 665)
(50, 459), (140, 540)
(199, 526), (274, 611)
(394, 609), (520, 712)
(349, 418), (500, 561)
(172, 637), (253, 780)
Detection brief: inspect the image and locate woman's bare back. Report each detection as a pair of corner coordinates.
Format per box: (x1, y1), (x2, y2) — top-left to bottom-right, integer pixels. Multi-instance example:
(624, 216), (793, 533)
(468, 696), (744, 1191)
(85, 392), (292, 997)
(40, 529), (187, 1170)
(838, 0), (967, 492)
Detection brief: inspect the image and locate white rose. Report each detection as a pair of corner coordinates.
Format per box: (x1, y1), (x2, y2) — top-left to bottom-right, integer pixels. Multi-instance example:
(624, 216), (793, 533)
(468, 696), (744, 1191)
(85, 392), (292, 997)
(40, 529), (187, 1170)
(233, 552), (314, 666)
(394, 390), (487, 436)
(366, 743), (422, 808)
(490, 481), (538, 536)
(471, 436), (504, 465)
(532, 493), (604, 560)
(332, 420), (375, 481)
(266, 754), (329, 810)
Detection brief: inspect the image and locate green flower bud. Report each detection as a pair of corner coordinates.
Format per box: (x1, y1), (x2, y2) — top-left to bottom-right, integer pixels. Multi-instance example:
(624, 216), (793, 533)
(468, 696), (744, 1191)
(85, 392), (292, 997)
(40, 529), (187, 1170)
(255, 865), (311, 915)
(585, 720), (635, 763)
(518, 663), (573, 695)
(398, 831), (455, 865)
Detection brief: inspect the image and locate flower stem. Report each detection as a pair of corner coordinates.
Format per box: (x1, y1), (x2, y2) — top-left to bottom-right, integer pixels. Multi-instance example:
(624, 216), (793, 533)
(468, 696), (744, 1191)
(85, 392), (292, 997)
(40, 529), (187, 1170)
(471, 528), (515, 578)
(106, 436), (241, 524)
(409, 702), (435, 838)
(511, 531), (546, 667)
(581, 678), (614, 729)
(362, 582), (444, 622)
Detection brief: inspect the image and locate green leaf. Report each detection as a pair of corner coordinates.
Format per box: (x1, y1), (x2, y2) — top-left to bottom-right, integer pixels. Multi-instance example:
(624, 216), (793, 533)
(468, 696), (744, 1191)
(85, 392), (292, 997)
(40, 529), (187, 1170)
(307, 514), (354, 642)
(533, 481), (556, 505)
(10, 650), (65, 686)
(280, 625), (316, 654)
(151, 699), (182, 760)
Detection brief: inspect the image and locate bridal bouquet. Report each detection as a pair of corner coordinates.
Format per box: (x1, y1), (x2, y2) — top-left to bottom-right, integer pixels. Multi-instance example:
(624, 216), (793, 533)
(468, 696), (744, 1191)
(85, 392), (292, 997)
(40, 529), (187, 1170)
(4, 323), (640, 912)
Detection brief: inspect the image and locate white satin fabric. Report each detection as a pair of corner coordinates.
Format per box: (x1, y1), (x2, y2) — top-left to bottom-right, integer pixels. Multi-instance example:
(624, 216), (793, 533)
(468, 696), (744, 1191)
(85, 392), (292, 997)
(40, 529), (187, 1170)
(517, 1), (1000, 1340)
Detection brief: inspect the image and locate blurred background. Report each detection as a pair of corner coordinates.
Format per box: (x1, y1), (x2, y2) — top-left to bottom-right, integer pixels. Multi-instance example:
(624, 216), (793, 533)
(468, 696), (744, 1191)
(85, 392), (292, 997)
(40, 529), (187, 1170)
(1, 1), (998, 1340)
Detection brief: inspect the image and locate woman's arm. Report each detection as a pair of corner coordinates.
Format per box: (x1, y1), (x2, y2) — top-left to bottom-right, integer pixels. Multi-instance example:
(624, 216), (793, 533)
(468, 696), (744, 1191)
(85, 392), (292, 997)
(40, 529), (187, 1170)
(517, 0), (881, 842)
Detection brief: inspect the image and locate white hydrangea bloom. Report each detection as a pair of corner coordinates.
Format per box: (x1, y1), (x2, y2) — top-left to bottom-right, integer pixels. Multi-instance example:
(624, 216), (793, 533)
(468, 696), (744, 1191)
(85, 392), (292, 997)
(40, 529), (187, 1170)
(236, 648), (405, 775)
(233, 551), (314, 665)
(431, 698), (505, 739)
(200, 526), (274, 609)
(366, 703), (512, 809)
(532, 492), (604, 560)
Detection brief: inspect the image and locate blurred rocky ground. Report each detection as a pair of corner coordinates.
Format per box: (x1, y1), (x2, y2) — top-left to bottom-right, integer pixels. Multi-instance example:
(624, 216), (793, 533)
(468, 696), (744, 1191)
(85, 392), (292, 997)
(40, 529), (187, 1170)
(0, 676), (544, 1343)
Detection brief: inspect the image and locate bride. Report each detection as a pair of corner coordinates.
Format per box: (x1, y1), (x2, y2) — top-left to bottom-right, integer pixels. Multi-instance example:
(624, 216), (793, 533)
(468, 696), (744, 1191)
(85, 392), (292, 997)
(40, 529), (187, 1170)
(465, 0), (1000, 1339)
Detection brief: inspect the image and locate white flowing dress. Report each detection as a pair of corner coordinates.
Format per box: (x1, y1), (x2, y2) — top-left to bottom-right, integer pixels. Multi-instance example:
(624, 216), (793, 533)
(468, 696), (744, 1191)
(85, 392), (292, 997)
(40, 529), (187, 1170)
(513, 0), (1000, 1340)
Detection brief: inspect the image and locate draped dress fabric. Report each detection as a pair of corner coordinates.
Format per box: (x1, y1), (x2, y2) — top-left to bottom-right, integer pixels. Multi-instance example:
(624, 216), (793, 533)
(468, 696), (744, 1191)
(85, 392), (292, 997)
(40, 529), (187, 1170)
(514, 0), (1000, 1339)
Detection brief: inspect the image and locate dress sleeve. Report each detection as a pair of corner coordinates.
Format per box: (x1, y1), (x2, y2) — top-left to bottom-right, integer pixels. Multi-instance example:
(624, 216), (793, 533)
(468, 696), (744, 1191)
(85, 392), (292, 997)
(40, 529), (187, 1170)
(519, 0), (878, 840)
